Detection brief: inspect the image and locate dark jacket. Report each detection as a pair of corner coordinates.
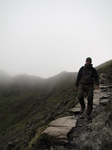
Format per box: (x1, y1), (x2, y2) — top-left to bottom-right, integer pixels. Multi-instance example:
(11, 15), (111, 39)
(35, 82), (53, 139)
(75, 64), (99, 88)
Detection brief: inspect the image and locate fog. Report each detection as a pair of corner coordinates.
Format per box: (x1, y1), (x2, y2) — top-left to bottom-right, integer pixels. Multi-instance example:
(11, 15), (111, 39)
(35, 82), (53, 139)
(0, 0), (112, 78)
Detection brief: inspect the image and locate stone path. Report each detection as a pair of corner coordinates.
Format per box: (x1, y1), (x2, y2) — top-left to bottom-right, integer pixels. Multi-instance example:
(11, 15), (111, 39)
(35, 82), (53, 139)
(41, 85), (111, 145)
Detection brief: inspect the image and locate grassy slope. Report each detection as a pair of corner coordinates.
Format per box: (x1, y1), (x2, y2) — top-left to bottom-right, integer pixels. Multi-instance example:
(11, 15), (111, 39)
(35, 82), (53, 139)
(96, 59), (112, 83)
(0, 72), (77, 150)
(96, 59), (112, 70)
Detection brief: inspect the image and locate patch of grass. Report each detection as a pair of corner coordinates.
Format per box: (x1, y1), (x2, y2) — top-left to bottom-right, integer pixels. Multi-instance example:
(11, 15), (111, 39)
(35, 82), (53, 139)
(29, 125), (47, 149)
(31, 133), (60, 150)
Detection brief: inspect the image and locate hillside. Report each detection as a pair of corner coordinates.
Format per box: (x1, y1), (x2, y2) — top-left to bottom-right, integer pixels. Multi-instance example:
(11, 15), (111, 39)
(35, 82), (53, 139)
(96, 59), (112, 70)
(96, 59), (112, 84)
(0, 59), (112, 150)
(0, 71), (77, 150)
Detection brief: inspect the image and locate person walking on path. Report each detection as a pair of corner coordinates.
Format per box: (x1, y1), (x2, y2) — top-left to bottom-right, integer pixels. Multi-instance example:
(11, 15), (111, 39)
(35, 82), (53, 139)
(75, 57), (99, 119)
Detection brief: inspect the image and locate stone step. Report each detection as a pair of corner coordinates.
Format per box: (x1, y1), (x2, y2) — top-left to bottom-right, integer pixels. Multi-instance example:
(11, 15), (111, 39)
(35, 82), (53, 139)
(99, 96), (109, 105)
(49, 116), (76, 128)
(42, 116), (77, 143)
(100, 99), (109, 105)
(93, 99), (100, 106)
(75, 103), (81, 108)
(68, 107), (81, 114)
(99, 85), (112, 89)
(94, 89), (101, 93)
(94, 91), (106, 99)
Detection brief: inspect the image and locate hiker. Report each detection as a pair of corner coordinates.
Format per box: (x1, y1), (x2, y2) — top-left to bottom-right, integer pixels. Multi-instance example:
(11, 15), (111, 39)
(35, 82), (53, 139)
(75, 57), (99, 119)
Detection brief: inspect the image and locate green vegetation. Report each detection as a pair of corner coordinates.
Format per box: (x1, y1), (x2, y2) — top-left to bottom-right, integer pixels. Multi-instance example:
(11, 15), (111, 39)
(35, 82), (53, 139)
(0, 72), (77, 150)
(96, 59), (112, 83)
(96, 59), (112, 71)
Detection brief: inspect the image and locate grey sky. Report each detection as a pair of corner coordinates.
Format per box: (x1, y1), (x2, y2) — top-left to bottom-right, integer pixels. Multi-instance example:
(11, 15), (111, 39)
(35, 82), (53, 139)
(0, 0), (112, 78)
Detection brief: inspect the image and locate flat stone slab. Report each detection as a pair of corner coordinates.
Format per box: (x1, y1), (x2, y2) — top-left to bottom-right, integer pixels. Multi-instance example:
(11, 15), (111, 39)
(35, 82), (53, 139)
(49, 116), (77, 129)
(100, 96), (109, 99)
(94, 89), (101, 93)
(68, 107), (81, 114)
(99, 85), (108, 89)
(94, 93), (103, 99)
(93, 99), (100, 106)
(75, 103), (81, 108)
(94, 90), (108, 99)
(43, 126), (69, 139)
(84, 99), (88, 104)
(100, 99), (109, 105)
(93, 105), (97, 108)
(42, 116), (77, 143)
(99, 85), (112, 89)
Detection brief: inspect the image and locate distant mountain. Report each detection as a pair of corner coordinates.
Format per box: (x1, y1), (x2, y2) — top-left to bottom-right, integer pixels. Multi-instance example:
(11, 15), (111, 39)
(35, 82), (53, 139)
(0, 71), (77, 92)
(0, 70), (12, 85)
(12, 74), (45, 88)
(45, 71), (77, 90)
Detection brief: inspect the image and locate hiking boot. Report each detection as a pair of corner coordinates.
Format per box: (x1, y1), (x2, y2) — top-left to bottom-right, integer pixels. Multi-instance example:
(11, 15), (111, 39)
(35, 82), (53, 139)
(80, 108), (85, 114)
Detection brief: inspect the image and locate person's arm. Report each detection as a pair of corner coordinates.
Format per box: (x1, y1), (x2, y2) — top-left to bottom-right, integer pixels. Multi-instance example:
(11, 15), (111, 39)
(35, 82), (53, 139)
(93, 68), (99, 89)
(75, 67), (83, 90)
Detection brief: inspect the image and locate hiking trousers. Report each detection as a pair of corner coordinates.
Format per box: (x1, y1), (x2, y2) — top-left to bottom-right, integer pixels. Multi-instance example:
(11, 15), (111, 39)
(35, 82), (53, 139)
(78, 84), (93, 115)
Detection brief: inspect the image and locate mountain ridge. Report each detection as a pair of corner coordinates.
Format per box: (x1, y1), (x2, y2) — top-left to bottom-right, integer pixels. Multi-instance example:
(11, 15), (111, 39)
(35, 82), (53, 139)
(0, 59), (111, 85)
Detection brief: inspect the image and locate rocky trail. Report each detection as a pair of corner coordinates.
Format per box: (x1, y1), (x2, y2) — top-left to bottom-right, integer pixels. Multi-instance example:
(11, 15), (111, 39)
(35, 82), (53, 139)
(37, 84), (112, 150)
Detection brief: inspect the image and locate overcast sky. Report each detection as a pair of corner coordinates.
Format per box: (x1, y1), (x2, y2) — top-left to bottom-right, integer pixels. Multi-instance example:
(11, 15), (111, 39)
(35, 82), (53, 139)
(0, 0), (112, 78)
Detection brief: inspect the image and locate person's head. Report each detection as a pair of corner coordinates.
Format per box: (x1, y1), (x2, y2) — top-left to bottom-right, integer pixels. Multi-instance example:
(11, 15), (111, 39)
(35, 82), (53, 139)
(86, 57), (92, 66)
